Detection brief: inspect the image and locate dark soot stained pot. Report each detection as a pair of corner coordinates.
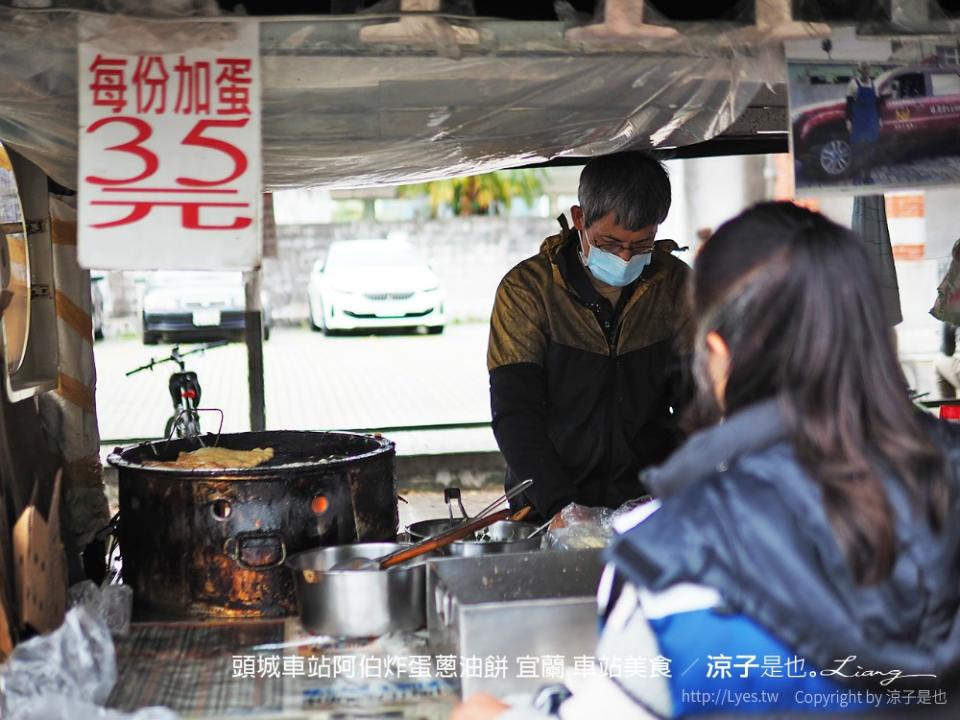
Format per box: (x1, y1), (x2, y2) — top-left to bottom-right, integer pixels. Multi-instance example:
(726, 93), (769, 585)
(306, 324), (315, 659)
(108, 430), (398, 619)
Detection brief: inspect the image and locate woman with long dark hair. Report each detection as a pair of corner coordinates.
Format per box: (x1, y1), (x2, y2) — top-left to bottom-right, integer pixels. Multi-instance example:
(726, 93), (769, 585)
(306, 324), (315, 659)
(454, 202), (960, 719)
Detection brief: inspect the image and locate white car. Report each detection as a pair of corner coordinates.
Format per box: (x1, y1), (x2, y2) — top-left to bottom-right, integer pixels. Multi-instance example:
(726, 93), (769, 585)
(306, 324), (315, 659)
(307, 239), (445, 335)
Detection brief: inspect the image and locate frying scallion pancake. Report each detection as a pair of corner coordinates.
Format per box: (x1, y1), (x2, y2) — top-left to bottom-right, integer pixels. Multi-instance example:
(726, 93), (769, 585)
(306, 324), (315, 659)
(145, 446), (274, 469)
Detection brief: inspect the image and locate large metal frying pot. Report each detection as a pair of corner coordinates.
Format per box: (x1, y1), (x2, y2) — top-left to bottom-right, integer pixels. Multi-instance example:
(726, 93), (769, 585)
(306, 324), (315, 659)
(108, 430), (398, 619)
(287, 543), (425, 637)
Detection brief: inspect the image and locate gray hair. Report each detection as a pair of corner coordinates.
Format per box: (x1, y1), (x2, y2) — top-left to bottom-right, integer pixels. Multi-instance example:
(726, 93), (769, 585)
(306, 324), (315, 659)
(578, 152), (671, 230)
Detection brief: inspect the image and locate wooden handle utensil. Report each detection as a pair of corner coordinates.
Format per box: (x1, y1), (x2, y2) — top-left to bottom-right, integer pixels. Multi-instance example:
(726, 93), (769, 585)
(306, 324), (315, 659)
(378, 507), (516, 569)
(329, 480), (534, 572)
(510, 506), (532, 522)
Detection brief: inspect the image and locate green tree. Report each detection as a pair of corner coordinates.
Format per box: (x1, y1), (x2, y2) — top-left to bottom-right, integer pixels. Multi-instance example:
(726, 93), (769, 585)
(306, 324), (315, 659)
(398, 169), (546, 218)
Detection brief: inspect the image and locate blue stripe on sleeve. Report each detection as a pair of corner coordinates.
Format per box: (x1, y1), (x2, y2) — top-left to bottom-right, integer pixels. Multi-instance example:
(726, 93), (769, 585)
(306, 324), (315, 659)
(649, 609), (868, 716)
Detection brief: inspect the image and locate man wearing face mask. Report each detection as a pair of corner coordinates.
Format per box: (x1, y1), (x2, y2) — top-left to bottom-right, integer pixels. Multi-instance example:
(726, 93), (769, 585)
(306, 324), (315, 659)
(487, 152), (692, 522)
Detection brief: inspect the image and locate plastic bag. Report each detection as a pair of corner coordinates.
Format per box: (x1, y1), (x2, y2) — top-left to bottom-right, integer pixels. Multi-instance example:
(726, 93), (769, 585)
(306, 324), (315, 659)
(541, 498), (657, 549)
(8, 696), (179, 720)
(0, 606), (115, 717)
(541, 503), (615, 550)
(611, 497), (661, 534)
(68, 582), (134, 638)
(931, 238), (960, 325)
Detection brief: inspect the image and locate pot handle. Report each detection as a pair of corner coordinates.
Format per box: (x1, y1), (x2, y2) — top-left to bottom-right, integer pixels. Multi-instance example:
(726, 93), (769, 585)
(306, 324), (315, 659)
(444, 487), (468, 520)
(223, 532), (287, 569)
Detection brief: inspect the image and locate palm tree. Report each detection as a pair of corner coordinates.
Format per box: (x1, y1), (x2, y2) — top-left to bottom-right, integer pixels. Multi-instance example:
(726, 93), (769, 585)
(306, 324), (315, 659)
(398, 169), (546, 217)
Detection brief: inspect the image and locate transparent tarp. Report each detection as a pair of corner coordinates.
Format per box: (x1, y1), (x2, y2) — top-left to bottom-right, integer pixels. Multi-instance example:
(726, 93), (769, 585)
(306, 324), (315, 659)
(0, 4), (787, 190)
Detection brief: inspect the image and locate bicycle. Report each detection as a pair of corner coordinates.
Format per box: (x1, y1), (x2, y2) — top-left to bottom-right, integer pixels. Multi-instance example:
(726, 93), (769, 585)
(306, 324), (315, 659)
(126, 341), (228, 439)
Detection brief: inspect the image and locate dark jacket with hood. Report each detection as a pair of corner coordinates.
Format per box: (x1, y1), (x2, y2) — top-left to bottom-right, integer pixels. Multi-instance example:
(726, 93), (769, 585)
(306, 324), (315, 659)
(487, 218), (692, 519)
(608, 399), (960, 691)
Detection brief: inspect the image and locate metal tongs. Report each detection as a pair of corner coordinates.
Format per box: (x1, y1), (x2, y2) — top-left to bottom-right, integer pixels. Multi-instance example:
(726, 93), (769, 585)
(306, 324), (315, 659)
(331, 479), (534, 571)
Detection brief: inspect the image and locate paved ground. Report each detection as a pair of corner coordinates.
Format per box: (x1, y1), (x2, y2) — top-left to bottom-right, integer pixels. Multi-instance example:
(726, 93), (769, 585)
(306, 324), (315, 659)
(799, 150), (960, 191)
(869, 153), (960, 187)
(95, 309), (948, 453)
(96, 323), (504, 520)
(94, 324), (495, 450)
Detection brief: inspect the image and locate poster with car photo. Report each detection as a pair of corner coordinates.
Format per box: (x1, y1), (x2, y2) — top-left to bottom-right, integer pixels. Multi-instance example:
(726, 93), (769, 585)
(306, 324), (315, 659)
(788, 29), (960, 195)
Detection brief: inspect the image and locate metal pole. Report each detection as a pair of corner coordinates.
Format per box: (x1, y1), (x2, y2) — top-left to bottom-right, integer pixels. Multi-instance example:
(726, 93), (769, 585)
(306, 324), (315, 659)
(243, 269), (266, 432)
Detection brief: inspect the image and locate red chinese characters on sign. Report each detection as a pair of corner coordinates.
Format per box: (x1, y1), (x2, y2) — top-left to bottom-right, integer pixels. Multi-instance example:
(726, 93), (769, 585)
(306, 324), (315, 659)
(215, 58), (252, 115)
(89, 55), (128, 113)
(84, 52), (255, 231)
(89, 198), (252, 231)
(132, 56), (169, 114)
(174, 56), (212, 115)
(87, 53), (253, 117)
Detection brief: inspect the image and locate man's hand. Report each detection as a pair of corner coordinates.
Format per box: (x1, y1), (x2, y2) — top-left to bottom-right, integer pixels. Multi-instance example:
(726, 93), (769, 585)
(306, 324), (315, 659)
(452, 693), (510, 720)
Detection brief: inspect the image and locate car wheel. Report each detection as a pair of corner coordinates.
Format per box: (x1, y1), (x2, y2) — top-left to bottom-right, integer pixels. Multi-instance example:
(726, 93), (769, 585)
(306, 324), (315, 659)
(814, 137), (853, 178)
(309, 306), (322, 332)
(427, 325), (444, 335)
(143, 331), (159, 345)
(319, 304), (338, 336)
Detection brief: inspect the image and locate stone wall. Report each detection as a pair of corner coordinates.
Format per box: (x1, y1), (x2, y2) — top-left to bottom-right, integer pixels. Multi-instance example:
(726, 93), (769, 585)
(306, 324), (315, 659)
(264, 216), (560, 324)
(100, 216), (560, 327)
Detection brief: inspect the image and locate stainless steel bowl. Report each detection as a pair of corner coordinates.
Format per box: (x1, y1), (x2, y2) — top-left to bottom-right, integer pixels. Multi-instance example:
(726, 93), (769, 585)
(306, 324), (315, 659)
(448, 520), (541, 557)
(406, 517), (460, 541)
(287, 543), (425, 637)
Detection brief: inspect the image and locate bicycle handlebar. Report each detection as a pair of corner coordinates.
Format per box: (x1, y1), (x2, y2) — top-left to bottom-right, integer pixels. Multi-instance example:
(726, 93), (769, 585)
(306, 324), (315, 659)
(126, 340), (229, 376)
(177, 340), (229, 359)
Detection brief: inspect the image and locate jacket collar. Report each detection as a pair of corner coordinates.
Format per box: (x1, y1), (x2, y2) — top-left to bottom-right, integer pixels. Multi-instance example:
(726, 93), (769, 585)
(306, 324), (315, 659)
(641, 398), (789, 499)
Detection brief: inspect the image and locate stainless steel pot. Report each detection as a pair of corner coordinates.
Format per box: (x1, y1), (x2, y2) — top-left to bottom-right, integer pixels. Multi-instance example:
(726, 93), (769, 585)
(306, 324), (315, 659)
(407, 487), (467, 541)
(287, 543), (425, 637)
(407, 517), (460, 540)
(405, 486), (540, 556)
(448, 520), (541, 557)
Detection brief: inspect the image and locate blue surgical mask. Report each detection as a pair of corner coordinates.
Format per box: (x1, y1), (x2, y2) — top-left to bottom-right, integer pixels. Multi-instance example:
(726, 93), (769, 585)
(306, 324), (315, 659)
(579, 231), (651, 287)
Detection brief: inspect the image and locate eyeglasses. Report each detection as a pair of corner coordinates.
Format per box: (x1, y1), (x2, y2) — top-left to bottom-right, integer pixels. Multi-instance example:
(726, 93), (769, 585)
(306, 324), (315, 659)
(593, 239), (655, 256)
(586, 231), (655, 257)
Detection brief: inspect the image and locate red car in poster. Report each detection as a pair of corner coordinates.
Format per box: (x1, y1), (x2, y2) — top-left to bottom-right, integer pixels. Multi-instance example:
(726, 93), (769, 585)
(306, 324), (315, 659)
(792, 66), (960, 180)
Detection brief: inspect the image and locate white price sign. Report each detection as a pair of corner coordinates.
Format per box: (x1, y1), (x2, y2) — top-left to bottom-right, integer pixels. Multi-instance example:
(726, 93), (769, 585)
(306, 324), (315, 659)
(78, 20), (261, 270)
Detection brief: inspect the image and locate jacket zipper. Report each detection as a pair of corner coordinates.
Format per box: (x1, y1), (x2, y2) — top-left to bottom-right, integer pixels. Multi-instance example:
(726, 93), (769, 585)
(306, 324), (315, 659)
(602, 319), (619, 493)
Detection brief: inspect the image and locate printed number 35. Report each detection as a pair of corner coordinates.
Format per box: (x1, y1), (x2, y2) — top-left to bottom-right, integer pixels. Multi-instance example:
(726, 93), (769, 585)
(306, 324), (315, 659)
(85, 116), (249, 187)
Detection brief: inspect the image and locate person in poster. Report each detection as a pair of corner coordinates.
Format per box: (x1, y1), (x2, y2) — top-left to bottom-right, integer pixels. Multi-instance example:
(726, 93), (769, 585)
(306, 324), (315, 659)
(845, 62), (881, 183)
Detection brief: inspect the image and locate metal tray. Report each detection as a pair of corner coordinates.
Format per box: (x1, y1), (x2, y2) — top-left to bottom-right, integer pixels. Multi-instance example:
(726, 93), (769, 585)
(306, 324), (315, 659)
(426, 550), (604, 697)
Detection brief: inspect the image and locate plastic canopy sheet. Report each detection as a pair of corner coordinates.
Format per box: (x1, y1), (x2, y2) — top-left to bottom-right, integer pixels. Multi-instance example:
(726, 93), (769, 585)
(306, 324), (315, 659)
(0, 6), (782, 190)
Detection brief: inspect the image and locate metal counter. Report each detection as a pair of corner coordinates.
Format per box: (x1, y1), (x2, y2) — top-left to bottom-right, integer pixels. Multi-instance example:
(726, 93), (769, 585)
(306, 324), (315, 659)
(426, 550), (604, 697)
